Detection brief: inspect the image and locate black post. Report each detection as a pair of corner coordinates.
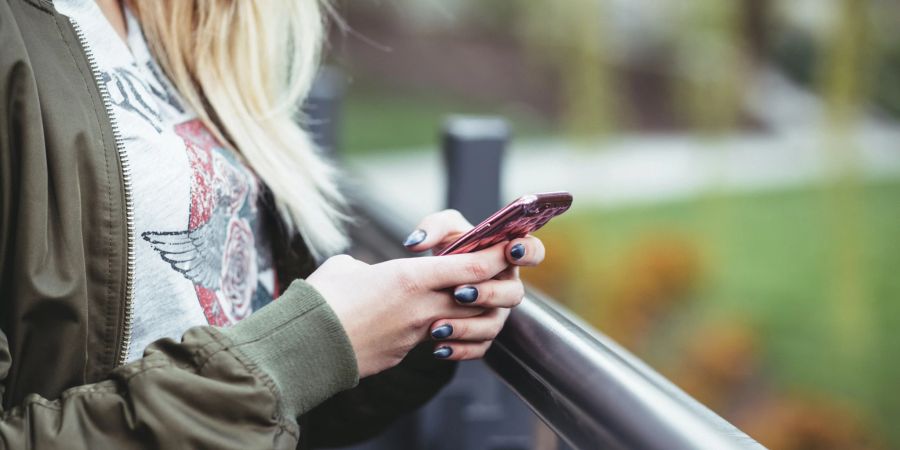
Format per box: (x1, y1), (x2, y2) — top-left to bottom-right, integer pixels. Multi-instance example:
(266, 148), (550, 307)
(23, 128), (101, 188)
(337, 113), (542, 450)
(415, 116), (537, 450)
(442, 116), (508, 221)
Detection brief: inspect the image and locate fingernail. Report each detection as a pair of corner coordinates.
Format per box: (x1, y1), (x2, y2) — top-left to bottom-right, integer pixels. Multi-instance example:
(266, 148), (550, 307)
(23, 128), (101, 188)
(433, 346), (453, 359)
(403, 229), (427, 247)
(510, 243), (526, 260)
(453, 286), (478, 304)
(431, 324), (453, 340)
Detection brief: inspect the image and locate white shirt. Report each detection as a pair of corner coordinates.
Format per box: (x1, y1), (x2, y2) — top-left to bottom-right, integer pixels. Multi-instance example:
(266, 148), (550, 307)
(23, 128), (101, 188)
(56, 0), (278, 362)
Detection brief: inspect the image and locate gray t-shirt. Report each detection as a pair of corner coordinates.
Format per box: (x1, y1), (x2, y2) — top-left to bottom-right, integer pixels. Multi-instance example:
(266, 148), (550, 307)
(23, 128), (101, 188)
(57, 0), (278, 362)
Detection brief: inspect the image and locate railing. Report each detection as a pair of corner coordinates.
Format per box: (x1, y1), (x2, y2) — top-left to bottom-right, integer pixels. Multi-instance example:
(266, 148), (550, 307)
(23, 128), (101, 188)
(307, 71), (766, 450)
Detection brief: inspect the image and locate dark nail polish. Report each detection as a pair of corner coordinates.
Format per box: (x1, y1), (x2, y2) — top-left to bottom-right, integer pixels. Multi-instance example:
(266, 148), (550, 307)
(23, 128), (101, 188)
(433, 346), (453, 359)
(454, 286), (478, 304)
(431, 324), (453, 340)
(510, 243), (526, 260)
(403, 229), (427, 247)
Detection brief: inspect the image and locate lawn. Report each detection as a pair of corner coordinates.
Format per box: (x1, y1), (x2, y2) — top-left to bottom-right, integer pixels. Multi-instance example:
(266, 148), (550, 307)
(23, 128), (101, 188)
(525, 178), (900, 448)
(339, 82), (552, 155)
(336, 79), (899, 448)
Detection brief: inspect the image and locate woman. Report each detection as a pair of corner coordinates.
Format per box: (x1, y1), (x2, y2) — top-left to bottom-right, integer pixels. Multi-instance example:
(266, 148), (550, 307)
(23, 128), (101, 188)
(0, 0), (545, 448)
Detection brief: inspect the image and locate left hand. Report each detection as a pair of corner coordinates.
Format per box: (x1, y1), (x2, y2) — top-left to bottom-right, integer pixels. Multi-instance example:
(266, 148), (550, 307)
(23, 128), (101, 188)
(403, 209), (546, 360)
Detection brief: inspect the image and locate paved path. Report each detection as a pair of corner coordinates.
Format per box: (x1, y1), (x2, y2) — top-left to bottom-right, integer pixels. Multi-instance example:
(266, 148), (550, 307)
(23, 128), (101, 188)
(345, 70), (900, 222)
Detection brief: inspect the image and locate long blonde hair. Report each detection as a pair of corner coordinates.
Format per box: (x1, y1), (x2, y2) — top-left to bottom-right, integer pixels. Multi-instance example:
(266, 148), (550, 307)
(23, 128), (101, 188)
(131, 0), (348, 261)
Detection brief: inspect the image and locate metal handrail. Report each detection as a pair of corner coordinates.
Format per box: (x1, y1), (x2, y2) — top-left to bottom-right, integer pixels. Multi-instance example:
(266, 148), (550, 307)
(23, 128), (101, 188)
(346, 188), (766, 450)
(308, 67), (763, 450)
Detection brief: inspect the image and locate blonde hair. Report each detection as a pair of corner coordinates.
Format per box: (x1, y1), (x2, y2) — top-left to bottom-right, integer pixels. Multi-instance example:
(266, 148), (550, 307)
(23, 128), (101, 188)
(131, 0), (348, 261)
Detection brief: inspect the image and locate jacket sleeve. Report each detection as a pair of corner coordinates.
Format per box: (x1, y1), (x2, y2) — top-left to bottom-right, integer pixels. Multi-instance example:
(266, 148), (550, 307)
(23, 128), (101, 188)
(262, 185), (458, 447)
(301, 343), (457, 449)
(0, 279), (360, 450)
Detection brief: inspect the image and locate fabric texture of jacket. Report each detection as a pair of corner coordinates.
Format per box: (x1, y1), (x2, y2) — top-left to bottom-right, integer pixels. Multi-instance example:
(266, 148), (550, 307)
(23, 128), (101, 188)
(0, 0), (454, 448)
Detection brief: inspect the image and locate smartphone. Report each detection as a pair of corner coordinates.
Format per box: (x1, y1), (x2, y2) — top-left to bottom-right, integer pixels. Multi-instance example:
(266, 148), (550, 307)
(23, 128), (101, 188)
(437, 191), (573, 256)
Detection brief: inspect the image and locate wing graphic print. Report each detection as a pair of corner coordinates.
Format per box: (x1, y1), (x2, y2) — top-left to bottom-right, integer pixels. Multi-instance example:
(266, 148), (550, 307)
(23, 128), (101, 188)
(141, 209), (229, 290)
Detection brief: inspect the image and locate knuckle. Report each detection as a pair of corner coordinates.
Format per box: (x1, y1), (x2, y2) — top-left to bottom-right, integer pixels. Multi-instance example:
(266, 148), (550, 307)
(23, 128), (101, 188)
(485, 310), (508, 335)
(444, 209), (463, 220)
(394, 268), (422, 296)
(471, 343), (491, 359)
(322, 254), (346, 267)
(446, 209), (473, 228)
(482, 284), (496, 305)
(454, 320), (470, 338)
(512, 283), (525, 306)
(490, 319), (505, 338)
(332, 254), (366, 270)
(532, 238), (546, 255)
(464, 260), (490, 281)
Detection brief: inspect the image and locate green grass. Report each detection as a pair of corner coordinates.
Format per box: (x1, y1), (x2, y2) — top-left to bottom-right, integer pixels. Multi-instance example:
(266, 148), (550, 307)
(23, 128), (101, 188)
(339, 83), (552, 155)
(542, 178), (900, 447)
(333, 77), (898, 446)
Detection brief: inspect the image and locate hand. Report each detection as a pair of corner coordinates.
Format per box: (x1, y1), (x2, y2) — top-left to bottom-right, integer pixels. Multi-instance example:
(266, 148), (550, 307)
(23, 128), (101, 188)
(307, 242), (510, 378)
(402, 209), (546, 361)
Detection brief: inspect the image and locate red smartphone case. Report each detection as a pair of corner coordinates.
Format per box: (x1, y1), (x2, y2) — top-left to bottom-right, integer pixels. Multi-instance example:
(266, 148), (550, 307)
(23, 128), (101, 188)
(437, 192), (573, 256)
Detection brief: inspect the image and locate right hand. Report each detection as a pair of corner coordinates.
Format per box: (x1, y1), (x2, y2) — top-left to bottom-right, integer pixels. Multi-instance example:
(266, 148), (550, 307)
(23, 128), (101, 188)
(306, 243), (511, 378)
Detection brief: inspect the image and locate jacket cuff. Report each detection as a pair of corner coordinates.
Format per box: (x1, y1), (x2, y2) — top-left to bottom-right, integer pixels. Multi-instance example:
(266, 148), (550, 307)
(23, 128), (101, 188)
(219, 279), (360, 419)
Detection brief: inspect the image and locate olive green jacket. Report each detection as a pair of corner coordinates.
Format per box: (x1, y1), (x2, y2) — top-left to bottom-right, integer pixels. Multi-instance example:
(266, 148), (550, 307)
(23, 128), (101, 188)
(0, 0), (453, 448)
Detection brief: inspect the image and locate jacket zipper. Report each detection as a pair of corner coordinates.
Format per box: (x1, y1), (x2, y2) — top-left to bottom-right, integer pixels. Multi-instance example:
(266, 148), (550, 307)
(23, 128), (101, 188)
(69, 20), (136, 367)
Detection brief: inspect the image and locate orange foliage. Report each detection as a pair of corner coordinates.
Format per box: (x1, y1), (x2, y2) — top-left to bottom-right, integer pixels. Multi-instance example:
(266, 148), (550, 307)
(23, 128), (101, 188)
(520, 228), (580, 300)
(670, 320), (759, 409)
(599, 234), (701, 350)
(739, 395), (885, 450)
(522, 228), (885, 449)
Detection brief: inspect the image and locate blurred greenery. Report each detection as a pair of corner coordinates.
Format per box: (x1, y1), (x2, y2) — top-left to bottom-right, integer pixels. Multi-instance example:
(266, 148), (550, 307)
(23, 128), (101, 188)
(514, 0), (621, 136)
(526, 177), (900, 448)
(332, 0), (900, 447)
(773, 0), (900, 120)
(341, 82), (552, 154)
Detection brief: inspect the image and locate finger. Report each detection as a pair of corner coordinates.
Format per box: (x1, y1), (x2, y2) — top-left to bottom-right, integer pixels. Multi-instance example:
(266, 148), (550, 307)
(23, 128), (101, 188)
(408, 242), (510, 289)
(408, 291), (485, 336)
(432, 341), (493, 361)
(451, 279), (524, 308)
(505, 235), (545, 267)
(403, 209), (473, 252)
(429, 308), (510, 342)
(430, 297), (488, 321)
(494, 265), (519, 281)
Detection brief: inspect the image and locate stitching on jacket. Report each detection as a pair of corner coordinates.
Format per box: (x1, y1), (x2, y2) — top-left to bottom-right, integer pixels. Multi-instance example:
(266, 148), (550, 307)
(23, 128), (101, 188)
(108, 330), (289, 433)
(201, 328), (285, 420)
(51, 8), (120, 376)
(197, 328), (267, 382)
(0, 383), (118, 419)
(104, 329), (268, 397)
(228, 300), (322, 349)
(112, 358), (171, 380)
(59, 383), (119, 399)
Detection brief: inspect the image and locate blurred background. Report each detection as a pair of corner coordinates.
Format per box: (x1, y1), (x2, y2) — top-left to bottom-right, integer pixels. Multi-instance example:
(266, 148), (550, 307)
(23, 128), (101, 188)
(321, 1), (900, 449)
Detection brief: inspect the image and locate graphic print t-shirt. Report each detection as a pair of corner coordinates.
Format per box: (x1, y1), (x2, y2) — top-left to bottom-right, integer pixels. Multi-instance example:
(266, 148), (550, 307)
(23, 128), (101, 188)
(57, 1), (278, 362)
